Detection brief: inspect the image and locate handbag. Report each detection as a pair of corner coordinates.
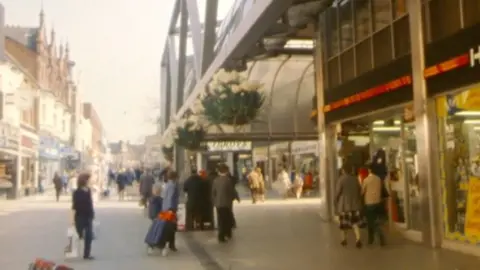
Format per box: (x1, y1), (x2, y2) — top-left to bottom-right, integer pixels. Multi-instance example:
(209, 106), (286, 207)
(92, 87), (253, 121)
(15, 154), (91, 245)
(64, 227), (79, 259)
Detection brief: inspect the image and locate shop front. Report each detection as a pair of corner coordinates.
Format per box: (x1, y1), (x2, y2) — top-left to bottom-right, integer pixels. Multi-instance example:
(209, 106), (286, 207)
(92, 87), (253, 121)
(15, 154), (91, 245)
(198, 141), (252, 180)
(19, 130), (39, 196)
(39, 135), (61, 185)
(317, 18), (480, 250)
(0, 123), (20, 199)
(425, 22), (480, 251)
(291, 141), (320, 194)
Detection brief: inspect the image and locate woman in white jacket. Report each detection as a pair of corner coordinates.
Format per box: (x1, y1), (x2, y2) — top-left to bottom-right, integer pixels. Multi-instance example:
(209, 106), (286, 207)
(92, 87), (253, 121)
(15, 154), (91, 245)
(275, 167), (291, 198)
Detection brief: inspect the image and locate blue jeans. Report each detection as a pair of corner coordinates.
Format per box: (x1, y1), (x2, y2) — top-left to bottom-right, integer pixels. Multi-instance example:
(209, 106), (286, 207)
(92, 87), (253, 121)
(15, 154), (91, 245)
(75, 217), (93, 258)
(364, 203), (386, 245)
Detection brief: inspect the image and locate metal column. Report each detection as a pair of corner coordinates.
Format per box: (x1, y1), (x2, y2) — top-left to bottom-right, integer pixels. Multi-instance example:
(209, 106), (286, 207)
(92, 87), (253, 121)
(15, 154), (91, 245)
(314, 24), (335, 221)
(184, 0), (203, 79)
(176, 0), (188, 111)
(201, 0), (219, 75)
(408, 0), (443, 247)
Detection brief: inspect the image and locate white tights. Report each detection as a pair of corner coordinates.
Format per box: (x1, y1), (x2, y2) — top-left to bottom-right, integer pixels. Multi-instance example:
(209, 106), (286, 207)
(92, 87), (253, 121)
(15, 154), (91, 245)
(341, 224), (361, 242)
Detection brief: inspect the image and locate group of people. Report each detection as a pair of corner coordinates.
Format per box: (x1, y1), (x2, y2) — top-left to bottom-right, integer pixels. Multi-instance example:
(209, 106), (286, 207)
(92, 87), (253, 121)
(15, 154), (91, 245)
(334, 150), (390, 248)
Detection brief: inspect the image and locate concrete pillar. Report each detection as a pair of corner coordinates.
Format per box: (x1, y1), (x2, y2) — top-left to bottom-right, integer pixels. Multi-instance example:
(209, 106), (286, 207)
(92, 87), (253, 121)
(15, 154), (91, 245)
(226, 152), (234, 175)
(407, 0), (442, 247)
(33, 158), (39, 193)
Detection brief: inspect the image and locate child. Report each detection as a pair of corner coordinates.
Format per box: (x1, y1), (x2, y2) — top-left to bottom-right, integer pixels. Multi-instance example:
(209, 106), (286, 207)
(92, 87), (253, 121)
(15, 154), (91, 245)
(148, 184), (163, 221)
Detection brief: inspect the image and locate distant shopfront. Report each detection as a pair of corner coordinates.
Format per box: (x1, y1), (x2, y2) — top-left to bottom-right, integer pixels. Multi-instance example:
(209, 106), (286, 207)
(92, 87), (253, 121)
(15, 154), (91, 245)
(0, 123), (19, 199)
(198, 141), (252, 180)
(39, 135), (61, 185)
(20, 130), (39, 196)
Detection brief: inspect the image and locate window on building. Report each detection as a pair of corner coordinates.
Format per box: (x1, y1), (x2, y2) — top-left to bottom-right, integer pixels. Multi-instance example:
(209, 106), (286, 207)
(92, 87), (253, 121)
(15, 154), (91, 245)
(339, 0), (354, 50)
(393, 0), (408, 19)
(340, 48), (355, 82)
(327, 57), (341, 88)
(355, 0), (371, 42)
(355, 38), (373, 75)
(393, 15), (411, 58)
(372, 0), (392, 31)
(62, 119), (66, 133)
(429, 0), (461, 42)
(326, 7), (340, 58)
(373, 26), (393, 67)
(53, 113), (57, 128)
(462, 0), (480, 28)
(41, 104), (46, 122)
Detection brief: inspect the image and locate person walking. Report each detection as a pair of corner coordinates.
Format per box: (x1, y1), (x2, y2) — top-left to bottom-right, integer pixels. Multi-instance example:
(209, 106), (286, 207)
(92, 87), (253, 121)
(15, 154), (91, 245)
(247, 166), (265, 203)
(334, 163), (364, 248)
(71, 173), (95, 260)
(184, 169), (206, 230)
(161, 170), (180, 253)
(139, 169), (155, 208)
(53, 172), (63, 202)
(276, 166), (291, 198)
(116, 169), (128, 201)
(212, 164), (238, 243)
(362, 165), (386, 246)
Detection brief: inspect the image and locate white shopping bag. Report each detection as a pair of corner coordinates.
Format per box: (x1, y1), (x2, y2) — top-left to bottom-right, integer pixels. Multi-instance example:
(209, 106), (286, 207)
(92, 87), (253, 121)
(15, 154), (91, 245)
(92, 221), (100, 240)
(64, 227), (80, 258)
(177, 205), (186, 231)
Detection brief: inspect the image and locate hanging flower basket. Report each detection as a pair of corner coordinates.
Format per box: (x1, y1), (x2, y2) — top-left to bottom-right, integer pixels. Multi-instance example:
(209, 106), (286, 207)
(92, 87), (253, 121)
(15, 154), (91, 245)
(173, 116), (205, 150)
(200, 69), (265, 126)
(161, 146), (173, 162)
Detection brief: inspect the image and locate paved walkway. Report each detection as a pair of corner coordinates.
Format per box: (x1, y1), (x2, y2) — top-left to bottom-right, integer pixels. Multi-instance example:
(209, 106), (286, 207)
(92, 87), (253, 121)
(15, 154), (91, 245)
(189, 199), (480, 270)
(0, 196), (203, 270)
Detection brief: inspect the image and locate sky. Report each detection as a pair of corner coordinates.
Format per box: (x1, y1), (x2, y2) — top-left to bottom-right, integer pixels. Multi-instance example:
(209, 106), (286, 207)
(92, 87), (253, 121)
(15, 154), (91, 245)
(1, 0), (234, 143)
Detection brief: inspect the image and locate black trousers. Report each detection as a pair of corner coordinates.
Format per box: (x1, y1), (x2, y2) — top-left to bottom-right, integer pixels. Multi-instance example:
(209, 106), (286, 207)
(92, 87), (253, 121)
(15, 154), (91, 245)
(216, 207), (233, 241)
(186, 204), (204, 231)
(75, 217), (93, 258)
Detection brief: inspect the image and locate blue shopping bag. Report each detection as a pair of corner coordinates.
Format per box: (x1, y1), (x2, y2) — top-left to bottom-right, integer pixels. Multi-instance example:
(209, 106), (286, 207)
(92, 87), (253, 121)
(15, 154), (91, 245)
(145, 219), (167, 246)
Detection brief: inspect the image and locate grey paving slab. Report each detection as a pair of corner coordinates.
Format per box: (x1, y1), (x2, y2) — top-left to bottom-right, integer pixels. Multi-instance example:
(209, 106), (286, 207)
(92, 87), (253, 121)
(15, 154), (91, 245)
(0, 199), (204, 270)
(190, 199), (480, 270)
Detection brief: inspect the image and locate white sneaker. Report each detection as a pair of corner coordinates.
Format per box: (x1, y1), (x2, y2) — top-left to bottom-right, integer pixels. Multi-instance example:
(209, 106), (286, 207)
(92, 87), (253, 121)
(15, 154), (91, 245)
(147, 247), (154, 255)
(161, 248), (169, 257)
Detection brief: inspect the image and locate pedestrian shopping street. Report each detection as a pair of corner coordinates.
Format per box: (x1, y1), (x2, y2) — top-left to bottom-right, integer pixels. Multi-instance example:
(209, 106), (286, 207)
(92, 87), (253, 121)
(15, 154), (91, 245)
(0, 193), (478, 270)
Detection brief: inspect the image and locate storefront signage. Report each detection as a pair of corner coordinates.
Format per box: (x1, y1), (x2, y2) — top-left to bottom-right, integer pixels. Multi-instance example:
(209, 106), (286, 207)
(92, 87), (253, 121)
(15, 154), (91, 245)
(21, 135), (38, 156)
(291, 141), (319, 156)
(206, 141), (251, 152)
(465, 177), (480, 238)
(324, 47), (479, 113)
(470, 46), (480, 67)
(0, 123), (19, 150)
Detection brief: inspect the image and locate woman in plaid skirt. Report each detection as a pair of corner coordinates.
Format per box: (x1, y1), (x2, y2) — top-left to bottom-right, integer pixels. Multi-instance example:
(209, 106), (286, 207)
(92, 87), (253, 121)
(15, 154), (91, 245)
(335, 163), (364, 248)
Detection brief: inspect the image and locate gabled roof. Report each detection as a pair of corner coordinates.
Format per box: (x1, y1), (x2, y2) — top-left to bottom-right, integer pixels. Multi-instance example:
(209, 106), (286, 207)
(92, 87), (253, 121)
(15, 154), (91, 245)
(4, 26), (39, 51)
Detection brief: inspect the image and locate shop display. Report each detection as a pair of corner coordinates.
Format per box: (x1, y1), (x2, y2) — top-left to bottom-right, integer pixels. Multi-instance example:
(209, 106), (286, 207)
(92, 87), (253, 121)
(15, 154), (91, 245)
(436, 86), (480, 244)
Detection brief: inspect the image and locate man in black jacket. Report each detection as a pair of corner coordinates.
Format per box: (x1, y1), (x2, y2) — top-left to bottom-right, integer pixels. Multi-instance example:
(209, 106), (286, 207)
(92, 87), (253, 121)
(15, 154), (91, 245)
(184, 169), (206, 230)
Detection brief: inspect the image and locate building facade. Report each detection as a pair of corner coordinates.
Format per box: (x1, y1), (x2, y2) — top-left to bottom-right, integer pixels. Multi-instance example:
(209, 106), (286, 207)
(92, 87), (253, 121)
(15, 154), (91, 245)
(314, 0), (480, 255)
(82, 103), (107, 186)
(3, 8), (79, 184)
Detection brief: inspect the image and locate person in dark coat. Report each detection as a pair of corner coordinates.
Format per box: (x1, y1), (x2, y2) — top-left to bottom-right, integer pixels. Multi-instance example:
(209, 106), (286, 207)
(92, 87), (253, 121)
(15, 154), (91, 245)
(139, 169), (155, 208)
(212, 164), (238, 243)
(71, 173), (95, 260)
(148, 183), (163, 221)
(53, 172), (63, 202)
(184, 169), (206, 230)
(116, 169), (128, 201)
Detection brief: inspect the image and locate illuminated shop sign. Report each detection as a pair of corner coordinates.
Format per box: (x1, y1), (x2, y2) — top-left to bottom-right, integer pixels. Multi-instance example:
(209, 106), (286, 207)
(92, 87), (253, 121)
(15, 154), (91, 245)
(206, 141), (252, 152)
(471, 46), (480, 67)
(323, 47), (479, 113)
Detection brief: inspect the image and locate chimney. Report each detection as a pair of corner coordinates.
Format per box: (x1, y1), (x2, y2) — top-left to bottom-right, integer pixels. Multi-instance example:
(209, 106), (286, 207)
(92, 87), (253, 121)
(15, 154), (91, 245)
(0, 4), (5, 61)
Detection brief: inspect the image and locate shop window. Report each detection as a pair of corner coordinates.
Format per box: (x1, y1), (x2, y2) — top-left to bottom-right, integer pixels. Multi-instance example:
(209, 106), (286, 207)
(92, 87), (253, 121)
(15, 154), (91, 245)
(354, 0), (371, 42)
(327, 57), (341, 88)
(436, 87), (480, 243)
(340, 48), (355, 82)
(393, 15), (410, 58)
(339, 0), (354, 50)
(393, 0), (408, 19)
(373, 26), (393, 67)
(325, 8), (340, 58)
(355, 38), (373, 75)
(372, 0), (392, 31)
(429, 0), (461, 42)
(462, 0), (480, 28)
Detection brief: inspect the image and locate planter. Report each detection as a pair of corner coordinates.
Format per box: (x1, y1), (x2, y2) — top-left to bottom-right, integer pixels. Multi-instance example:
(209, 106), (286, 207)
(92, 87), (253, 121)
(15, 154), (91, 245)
(174, 122), (205, 151)
(201, 69), (264, 126)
